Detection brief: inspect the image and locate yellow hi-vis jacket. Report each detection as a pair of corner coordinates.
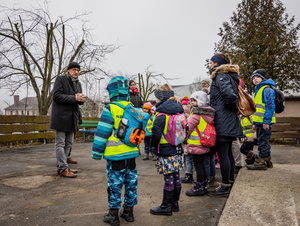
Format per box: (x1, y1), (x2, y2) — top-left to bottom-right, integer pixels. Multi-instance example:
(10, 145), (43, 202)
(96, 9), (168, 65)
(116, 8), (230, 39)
(252, 85), (276, 124)
(187, 115), (208, 146)
(145, 116), (154, 136)
(104, 101), (139, 160)
(240, 117), (254, 138)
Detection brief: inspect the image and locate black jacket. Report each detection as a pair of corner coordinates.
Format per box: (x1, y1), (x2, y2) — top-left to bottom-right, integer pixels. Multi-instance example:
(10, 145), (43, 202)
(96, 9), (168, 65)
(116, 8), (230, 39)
(129, 93), (143, 108)
(210, 65), (243, 139)
(151, 99), (184, 157)
(50, 73), (83, 132)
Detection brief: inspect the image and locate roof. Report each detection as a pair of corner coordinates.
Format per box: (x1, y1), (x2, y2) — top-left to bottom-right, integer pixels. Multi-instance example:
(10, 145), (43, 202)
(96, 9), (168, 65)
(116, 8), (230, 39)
(148, 82), (202, 101)
(4, 97), (38, 110)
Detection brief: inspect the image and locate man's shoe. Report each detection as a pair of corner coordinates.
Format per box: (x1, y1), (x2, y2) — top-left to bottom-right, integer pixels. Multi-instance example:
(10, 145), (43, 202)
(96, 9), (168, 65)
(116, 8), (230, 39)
(207, 183), (231, 197)
(60, 168), (77, 178)
(67, 158), (77, 164)
(69, 168), (78, 174)
(247, 155), (267, 170)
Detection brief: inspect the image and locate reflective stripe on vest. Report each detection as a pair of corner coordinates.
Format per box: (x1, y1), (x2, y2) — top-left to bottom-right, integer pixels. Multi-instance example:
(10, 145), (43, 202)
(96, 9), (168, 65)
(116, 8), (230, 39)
(252, 85), (276, 124)
(187, 116), (207, 145)
(153, 112), (170, 145)
(104, 102), (138, 157)
(240, 117), (254, 138)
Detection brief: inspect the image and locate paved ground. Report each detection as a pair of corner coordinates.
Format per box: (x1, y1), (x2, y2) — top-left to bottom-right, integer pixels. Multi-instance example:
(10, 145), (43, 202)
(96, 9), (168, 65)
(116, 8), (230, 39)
(0, 141), (299, 226)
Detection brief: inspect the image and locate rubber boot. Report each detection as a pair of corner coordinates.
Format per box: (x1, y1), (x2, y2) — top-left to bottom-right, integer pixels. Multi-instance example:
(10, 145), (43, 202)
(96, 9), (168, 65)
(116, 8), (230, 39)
(186, 181), (207, 196)
(207, 183), (231, 197)
(103, 208), (120, 226)
(180, 173), (193, 183)
(247, 155), (267, 170)
(120, 204), (134, 222)
(150, 189), (173, 216)
(172, 186), (181, 212)
(265, 156), (273, 168)
(245, 151), (256, 165)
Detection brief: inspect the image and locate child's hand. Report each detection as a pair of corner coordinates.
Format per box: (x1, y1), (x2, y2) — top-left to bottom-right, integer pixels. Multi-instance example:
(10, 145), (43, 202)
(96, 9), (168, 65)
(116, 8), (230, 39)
(263, 123), (269, 131)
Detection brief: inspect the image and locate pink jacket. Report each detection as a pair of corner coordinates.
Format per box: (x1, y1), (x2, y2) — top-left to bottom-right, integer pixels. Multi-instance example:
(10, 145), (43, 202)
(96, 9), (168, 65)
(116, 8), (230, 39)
(186, 106), (215, 155)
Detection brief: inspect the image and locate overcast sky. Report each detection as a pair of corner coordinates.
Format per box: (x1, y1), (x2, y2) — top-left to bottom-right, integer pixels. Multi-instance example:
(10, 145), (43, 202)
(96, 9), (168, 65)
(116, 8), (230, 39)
(1, 0), (299, 113)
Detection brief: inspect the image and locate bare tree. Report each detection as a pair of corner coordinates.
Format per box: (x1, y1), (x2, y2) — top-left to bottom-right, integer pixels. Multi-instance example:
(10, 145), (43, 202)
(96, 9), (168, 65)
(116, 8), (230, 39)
(136, 66), (169, 103)
(0, 2), (117, 115)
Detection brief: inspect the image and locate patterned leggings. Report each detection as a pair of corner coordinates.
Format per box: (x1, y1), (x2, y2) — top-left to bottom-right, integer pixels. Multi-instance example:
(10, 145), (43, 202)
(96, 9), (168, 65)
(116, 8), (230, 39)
(164, 172), (181, 191)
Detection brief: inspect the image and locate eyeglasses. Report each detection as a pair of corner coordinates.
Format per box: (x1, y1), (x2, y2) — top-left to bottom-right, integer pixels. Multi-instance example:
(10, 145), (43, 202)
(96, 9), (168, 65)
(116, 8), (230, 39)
(72, 68), (80, 72)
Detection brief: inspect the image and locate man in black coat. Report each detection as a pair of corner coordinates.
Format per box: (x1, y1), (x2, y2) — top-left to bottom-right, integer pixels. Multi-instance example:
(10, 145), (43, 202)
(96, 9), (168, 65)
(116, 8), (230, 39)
(50, 62), (86, 178)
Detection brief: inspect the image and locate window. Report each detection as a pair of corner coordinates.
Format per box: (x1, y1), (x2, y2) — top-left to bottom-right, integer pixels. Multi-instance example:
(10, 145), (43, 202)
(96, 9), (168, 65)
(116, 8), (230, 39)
(27, 111), (29, 115)
(21, 111), (24, 115)
(16, 111), (18, 115)
(11, 111), (13, 115)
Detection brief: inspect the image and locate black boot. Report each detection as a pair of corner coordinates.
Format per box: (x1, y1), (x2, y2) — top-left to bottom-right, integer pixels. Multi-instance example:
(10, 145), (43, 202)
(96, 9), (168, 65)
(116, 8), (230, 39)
(103, 208), (120, 226)
(247, 155), (267, 170)
(207, 183), (231, 197)
(150, 189), (173, 216)
(120, 204), (134, 222)
(172, 186), (181, 212)
(180, 173), (193, 183)
(245, 151), (256, 165)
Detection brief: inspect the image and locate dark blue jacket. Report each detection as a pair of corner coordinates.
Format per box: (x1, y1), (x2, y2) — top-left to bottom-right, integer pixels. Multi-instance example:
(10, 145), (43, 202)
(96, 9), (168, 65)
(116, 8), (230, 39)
(210, 65), (243, 138)
(151, 99), (184, 157)
(253, 78), (276, 126)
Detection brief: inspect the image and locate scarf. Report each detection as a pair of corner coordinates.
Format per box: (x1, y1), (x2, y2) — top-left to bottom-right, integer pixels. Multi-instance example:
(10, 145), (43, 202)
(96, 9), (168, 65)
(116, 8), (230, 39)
(130, 87), (139, 95)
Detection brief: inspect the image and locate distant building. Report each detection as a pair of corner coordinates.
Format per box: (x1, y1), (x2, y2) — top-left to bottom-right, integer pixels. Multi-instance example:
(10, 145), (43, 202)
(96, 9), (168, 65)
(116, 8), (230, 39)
(4, 95), (39, 116)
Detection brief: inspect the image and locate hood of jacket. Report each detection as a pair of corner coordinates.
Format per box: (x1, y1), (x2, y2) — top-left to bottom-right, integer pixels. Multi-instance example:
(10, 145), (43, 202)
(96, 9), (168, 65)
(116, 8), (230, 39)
(211, 64), (240, 81)
(156, 100), (184, 114)
(107, 76), (129, 102)
(255, 78), (276, 91)
(191, 106), (215, 124)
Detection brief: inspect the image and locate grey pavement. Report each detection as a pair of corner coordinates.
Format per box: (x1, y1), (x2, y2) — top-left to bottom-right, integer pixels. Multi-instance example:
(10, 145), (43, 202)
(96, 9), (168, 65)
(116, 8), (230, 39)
(0, 141), (299, 226)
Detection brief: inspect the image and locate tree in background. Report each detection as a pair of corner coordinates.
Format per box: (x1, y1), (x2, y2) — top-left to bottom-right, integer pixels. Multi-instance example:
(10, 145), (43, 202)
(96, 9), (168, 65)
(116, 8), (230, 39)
(136, 66), (171, 103)
(215, 0), (300, 94)
(0, 2), (116, 115)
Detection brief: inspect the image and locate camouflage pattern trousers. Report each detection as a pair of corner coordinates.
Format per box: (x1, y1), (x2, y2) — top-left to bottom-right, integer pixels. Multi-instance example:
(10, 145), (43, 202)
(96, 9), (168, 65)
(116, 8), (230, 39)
(106, 159), (138, 209)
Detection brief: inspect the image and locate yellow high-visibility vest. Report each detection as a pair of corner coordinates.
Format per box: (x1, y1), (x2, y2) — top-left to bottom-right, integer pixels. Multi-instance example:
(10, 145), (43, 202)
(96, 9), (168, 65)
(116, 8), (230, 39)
(240, 117), (254, 138)
(104, 101), (139, 159)
(187, 116), (208, 146)
(252, 85), (276, 124)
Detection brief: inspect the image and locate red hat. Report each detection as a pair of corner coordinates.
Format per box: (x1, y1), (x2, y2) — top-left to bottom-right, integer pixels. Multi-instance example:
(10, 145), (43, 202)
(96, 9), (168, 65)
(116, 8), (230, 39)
(143, 101), (153, 110)
(181, 96), (190, 105)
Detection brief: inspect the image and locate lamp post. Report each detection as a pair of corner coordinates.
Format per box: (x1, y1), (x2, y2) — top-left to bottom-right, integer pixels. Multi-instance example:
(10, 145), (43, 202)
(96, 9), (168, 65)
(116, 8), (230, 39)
(95, 77), (104, 118)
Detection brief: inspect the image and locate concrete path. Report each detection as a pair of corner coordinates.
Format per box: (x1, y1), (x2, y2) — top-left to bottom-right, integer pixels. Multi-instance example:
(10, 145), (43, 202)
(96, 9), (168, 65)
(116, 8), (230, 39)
(0, 141), (299, 226)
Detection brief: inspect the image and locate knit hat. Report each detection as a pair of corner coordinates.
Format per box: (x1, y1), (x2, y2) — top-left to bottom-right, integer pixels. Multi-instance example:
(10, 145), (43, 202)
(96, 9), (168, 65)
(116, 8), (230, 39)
(181, 96), (190, 105)
(210, 55), (227, 65)
(201, 79), (210, 86)
(154, 90), (174, 102)
(183, 106), (191, 114)
(107, 76), (129, 101)
(252, 69), (267, 80)
(143, 101), (153, 110)
(67, 62), (80, 70)
(190, 91), (207, 107)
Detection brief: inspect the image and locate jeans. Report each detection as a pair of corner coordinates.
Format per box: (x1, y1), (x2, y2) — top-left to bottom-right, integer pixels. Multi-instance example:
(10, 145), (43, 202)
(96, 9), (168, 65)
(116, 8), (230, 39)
(55, 130), (74, 173)
(204, 154), (216, 178)
(256, 125), (272, 158)
(185, 154), (193, 173)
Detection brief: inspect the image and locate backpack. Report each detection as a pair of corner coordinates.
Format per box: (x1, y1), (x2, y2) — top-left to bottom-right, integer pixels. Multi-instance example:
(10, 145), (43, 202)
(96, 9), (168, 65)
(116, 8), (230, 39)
(235, 82), (256, 117)
(267, 86), (285, 114)
(111, 102), (150, 147)
(195, 116), (216, 148)
(157, 112), (187, 146)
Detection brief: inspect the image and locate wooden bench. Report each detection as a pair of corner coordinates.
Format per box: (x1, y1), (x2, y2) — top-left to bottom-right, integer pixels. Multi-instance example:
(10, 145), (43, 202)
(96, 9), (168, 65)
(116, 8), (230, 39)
(79, 120), (99, 141)
(271, 117), (300, 145)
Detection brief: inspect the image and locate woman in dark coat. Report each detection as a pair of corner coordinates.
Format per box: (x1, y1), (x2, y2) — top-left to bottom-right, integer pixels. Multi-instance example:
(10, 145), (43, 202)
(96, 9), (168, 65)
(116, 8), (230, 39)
(207, 53), (243, 197)
(128, 80), (143, 108)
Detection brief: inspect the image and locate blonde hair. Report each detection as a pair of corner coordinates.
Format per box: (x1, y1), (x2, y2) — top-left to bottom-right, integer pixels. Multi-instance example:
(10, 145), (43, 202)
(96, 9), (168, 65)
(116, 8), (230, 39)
(157, 84), (172, 91)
